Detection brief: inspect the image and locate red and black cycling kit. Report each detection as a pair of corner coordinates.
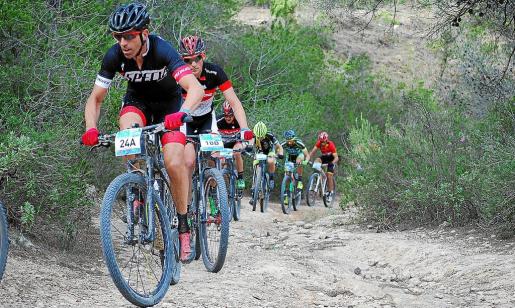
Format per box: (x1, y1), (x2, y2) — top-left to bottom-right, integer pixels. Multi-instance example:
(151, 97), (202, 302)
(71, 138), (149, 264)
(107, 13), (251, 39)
(180, 62), (232, 135)
(95, 34), (192, 144)
(315, 140), (337, 172)
(217, 115), (240, 148)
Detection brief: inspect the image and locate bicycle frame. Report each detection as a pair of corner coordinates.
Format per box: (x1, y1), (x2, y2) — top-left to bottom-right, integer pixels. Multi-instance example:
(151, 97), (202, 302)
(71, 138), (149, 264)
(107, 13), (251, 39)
(310, 163), (328, 196)
(97, 123), (170, 245)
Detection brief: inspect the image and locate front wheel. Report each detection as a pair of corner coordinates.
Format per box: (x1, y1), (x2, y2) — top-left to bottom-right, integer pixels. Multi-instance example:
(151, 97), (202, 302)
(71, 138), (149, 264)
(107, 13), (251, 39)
(306, 173), (320, 207)
(251, 166), (262, 212)
(100, 173), (173, 307)
(199, 168), (230, 273)
(280, 175), (292, 214)
(0, 202), (9, 282)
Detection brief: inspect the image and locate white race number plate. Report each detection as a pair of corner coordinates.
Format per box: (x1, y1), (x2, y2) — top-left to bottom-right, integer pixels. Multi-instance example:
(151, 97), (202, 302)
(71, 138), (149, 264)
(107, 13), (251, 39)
(199, 134), (224, 151)
(115, 128), (142, 157)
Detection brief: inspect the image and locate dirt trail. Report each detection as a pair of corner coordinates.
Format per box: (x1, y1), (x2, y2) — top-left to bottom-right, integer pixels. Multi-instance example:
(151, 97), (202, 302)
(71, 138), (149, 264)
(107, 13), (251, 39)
(1, 198), (514, 307)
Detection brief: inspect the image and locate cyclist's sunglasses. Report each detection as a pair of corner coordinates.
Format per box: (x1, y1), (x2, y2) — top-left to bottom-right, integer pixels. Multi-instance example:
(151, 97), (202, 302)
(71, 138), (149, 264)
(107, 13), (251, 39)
(183, 55), (203, 64)
(224, 113), (234, 117)
(112, 31), (141, 42)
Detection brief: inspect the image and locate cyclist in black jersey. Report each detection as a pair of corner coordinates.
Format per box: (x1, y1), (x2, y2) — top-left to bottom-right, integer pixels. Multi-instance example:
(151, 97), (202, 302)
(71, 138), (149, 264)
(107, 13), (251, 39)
(252, 122), (284, 191)
(81, 3), (204, 262)
(217, 102), (247, 189)
(280, 129), (310, 190)
(177, 35), (254, 192)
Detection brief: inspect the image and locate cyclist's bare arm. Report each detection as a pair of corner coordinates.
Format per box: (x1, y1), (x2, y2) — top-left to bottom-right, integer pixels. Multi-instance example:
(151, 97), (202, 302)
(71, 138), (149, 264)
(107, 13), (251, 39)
(222, 88), (249, 129)
(303, 148), (310, 162)
(274, 142), (284, 156)
(84, 85), (108, 129)
(178, 74), (205, 112)
(332, 152), (339, 164)
(308, 146), (318, 160)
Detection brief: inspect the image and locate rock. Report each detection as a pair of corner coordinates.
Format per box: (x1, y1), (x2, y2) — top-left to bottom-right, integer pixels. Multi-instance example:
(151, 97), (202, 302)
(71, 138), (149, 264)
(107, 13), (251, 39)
(295, 221), (305, 227)
(368, 260), (378, 267)
(435, 293), (444, 299)
(304, 223), (314, 229)
(318, 233), (329, 239)
(439, 221), (449, 228)
(409, 277), (421, 287)
(354, 267), (362, 275)
(367, 224), (374, 229)
(266, 231), (271, 237)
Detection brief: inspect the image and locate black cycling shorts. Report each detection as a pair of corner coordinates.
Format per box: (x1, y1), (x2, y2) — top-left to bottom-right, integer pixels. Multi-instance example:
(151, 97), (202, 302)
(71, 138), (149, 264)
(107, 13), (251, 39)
(320, 154), (335, 173)
(120, 95), (181, 126)
(180, 110), (218, 135)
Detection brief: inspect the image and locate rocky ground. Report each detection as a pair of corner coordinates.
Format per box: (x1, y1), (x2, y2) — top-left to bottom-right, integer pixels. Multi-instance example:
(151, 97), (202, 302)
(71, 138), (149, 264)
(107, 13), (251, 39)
(1, 198), (514, 307)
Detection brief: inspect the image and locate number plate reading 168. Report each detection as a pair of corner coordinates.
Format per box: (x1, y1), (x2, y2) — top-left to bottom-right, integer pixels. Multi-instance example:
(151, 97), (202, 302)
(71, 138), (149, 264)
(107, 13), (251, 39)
(115, 128), (143, 157)
(199, 134), (224, 151)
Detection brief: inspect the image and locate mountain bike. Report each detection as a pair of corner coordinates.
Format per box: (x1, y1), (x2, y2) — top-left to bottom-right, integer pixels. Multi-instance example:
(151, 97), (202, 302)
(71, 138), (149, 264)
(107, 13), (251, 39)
(306, 162), (337, 207)
(217, 140), (251, 221)
(0, 201), (8, 282)
(184, 133), (230, 273)
(91, 123), (184, 307)
(280, 161), (302, 214)
(250, 152), (271, 213)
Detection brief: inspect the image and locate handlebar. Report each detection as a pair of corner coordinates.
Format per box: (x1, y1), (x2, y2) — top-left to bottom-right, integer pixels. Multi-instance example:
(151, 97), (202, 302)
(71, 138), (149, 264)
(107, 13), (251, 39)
(81, 116), (194, 150)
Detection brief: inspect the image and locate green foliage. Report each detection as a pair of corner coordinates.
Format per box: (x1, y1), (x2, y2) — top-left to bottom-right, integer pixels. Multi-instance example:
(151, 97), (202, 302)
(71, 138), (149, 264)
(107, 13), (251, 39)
(343, 82), (514, 233)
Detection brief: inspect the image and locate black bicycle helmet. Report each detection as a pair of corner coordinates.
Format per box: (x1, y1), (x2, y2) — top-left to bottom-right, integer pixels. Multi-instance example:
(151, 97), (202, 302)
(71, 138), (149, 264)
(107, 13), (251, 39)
(108, 3), (150, 33)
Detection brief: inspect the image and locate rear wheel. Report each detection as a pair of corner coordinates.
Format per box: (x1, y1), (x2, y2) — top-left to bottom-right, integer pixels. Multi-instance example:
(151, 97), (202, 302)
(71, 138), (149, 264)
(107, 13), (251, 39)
(322, 176), (337, 208)
(199, 168), (230, 273)
(156, 175), (181, 285)
(280, 175), (292, 214)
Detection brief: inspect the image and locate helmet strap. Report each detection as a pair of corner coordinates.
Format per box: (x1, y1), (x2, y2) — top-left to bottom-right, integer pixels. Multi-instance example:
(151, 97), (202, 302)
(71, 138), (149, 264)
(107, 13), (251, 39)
(135, 32), (147, 57)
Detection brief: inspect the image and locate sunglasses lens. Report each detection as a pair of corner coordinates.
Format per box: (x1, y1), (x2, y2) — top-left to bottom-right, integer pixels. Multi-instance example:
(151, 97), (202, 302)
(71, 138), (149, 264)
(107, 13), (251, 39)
(183, 56), (202, 64)
(113, 32), (138, 41)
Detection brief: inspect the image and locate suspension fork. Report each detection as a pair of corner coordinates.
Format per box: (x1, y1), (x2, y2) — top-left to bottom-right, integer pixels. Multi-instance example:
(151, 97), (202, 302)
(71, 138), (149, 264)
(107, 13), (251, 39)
(142, 155), (156, 243)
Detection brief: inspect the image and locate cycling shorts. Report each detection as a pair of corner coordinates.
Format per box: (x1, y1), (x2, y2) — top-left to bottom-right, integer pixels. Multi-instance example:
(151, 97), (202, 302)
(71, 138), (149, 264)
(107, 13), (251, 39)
(287, 153), (304, 163)
(180, 110), (218, 135)
(320, 155), (335, 173)
(120, 98), (185, 145)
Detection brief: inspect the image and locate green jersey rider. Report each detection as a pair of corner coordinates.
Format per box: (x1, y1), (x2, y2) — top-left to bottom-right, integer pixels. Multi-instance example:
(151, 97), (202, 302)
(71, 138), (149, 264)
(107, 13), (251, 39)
(280, 129), (310, 190)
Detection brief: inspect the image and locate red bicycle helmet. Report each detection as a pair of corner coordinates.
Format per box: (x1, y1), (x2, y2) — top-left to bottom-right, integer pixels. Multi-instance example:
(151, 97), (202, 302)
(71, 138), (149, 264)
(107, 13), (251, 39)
(222, 101), (233, 115)
(179, 35), (206, 57)
(318, 131), (329, 142)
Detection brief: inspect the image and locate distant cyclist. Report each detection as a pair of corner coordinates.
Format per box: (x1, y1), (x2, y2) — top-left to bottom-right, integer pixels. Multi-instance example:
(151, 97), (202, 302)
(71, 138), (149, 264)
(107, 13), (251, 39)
(250, 122), (284, 205)
(81, 3), (204, 262)
(217, 101), (247, 189)
(308, 131), (338, 202)
(178, 35), (253, 191)
(280, 129), (310, 190)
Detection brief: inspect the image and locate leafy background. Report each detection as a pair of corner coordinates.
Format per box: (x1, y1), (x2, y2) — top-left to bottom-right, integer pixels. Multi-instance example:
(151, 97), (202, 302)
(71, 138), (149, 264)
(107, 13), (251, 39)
(0, 0), (513, 248)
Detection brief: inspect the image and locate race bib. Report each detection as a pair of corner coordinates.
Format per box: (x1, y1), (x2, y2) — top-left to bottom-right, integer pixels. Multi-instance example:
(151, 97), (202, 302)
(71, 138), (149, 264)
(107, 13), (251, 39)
(312, 162), (322, 171)
(199, 134), (224, 151)
(115, 128), (142, 157)
(284, 161), (295, 172)
(255, 153), (267, 161)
